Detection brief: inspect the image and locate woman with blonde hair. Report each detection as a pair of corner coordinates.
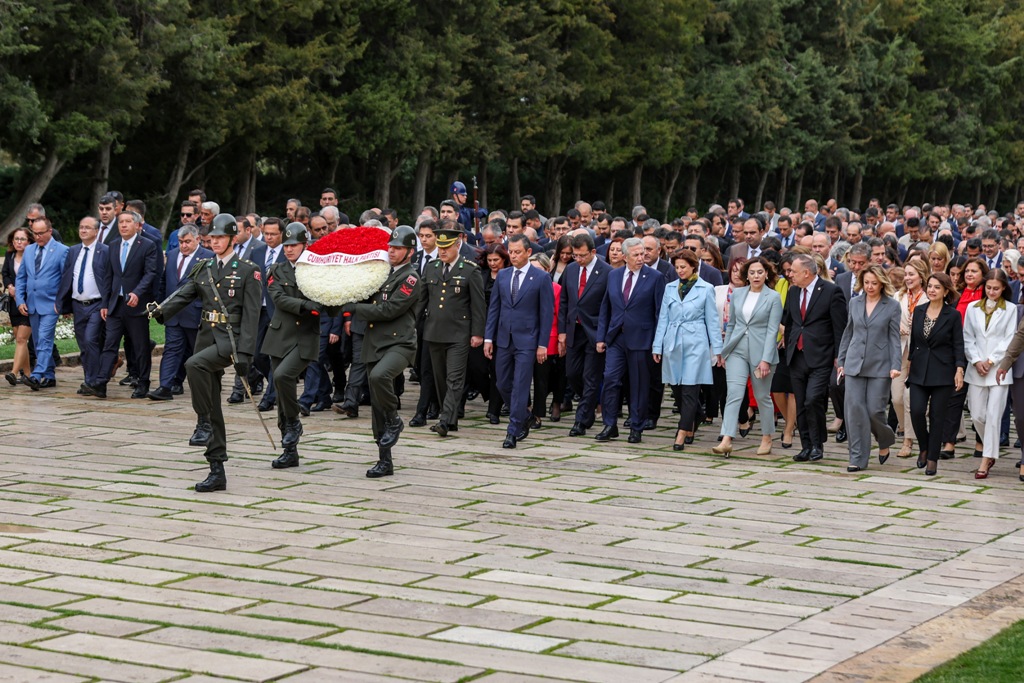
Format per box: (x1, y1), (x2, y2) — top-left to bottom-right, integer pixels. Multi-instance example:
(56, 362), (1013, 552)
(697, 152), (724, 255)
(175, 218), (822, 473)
(928, 242), (950, 275)
(894, 258), (930, 458)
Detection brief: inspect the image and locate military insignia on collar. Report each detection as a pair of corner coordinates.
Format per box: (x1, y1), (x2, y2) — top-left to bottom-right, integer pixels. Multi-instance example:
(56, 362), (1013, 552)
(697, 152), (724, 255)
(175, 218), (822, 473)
(406, 275), (417, 286)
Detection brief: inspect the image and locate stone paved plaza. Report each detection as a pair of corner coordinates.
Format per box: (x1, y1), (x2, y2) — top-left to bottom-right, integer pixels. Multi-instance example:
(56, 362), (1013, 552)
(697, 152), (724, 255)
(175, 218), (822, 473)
(1, 365), (1024, 682)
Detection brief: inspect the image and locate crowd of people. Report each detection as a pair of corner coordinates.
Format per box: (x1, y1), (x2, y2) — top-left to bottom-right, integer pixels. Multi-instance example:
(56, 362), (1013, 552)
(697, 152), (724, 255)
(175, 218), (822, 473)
(7, 185), (1024, 487)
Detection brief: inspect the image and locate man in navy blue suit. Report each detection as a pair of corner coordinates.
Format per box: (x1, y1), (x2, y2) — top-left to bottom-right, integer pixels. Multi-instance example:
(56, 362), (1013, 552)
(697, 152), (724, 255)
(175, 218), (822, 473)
(57, 217), (111, 393)
(484, 234), (555, 448)
(227, 216), (269, 403)
(16, 216), (70, 389)
(558, 233), (611, 437)
(89, 210), (160, 399)
(596, 237), (666, 443)
(148, 224), (213, 400)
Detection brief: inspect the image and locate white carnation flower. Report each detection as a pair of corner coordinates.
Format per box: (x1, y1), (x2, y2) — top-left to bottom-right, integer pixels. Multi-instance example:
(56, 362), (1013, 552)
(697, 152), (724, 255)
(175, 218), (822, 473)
(296, 260), (391, 306)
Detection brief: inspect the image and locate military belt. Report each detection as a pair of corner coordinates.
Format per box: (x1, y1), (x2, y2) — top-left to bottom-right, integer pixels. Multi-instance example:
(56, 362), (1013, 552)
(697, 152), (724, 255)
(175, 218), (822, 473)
(201, 310), (241, 324)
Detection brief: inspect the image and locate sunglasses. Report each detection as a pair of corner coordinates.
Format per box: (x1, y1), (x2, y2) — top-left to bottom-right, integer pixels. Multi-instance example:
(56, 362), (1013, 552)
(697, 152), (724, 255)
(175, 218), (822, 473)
(181, 213), (195, 218)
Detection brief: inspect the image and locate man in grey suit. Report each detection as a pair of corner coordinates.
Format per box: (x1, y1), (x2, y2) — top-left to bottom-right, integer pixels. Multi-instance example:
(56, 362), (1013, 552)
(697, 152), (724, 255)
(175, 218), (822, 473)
(836, 265), (902, 471)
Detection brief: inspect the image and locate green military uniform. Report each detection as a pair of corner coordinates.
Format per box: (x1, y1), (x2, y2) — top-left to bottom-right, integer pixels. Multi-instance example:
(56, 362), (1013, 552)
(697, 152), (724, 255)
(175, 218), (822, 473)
(355, 260), (424, 443)
(154, 214), (262, 491)
(422, 234), (485, 435)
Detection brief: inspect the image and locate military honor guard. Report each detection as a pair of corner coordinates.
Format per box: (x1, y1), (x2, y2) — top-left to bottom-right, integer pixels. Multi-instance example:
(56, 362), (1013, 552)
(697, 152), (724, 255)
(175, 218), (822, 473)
(261, 223), (324, 468)
(147, 213), (263, 492)
(345, 226), (425, 477)
(421, 224), (486, 436)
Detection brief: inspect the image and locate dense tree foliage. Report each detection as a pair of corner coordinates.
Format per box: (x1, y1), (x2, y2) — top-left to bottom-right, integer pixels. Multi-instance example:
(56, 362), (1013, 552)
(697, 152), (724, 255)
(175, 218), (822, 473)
(3, 0), (1024, 237)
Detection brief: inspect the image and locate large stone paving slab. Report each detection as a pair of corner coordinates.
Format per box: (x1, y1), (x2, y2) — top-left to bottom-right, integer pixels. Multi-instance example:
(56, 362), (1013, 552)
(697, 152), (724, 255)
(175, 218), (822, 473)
(1, 366), (1023, 681)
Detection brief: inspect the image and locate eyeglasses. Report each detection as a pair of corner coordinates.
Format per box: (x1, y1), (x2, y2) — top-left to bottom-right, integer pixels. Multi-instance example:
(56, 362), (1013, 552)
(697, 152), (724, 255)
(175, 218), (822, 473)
(13, 237), (29, 242)
(31, 230), (50, 237)
(180, 213), (195, 218)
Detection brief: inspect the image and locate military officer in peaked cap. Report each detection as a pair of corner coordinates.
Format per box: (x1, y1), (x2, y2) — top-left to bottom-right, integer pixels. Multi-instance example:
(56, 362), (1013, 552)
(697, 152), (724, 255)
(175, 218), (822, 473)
(344, 225), (424, 478)
(260, 222), (325, 469)
(148, 213), (262, 492)
(422, 222), (485, 436)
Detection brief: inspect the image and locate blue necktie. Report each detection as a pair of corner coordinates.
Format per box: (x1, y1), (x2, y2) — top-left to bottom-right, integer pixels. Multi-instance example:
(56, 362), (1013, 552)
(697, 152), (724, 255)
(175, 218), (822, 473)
(512, 269), (521, 302)
(121, 241), (129, 269)
(34, 245), (42, 272)
(77, 246), (89, 295)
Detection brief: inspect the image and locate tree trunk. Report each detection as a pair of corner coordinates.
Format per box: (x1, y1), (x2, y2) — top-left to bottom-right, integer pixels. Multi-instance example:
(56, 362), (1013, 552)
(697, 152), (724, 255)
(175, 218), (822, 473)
(729, 164), (740, 200)
(897, 184), (908, 209)
(830, 165), (840, 203)
(754, 169), (768, 212)
(326, 156), (340, 188)
(476, 158), (488, 211)
(974, 178), (982, 207)
(90, 141), (112, 211)
(989, 179), (1000, 211)
(685, 167), (700, 209)
(413, 150), (430, 213)
(235, 149), (257, 215)
(375, 152), (393, 208)
(158, 138), (192, 236)
(777, 166), (788, 208)
(942, 177), (957, 207)
(510, 156), (520, 208)
(661, 160), (683, 222)
(544, 155), (566, 217)
(850, 168), (864, 212)
(573, 166), (582, 205)
(630, 161), (643, 209)
(792, 167), (804, 212)
(0, 149), (66, 242)
(606, 177), (615, 213)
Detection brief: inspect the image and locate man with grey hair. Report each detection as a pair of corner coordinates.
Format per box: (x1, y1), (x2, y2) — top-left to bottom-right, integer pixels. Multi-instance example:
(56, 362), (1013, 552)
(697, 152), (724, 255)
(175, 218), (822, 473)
(148, 224), (214, 400)
(285, 198), (301, 222)
(321, 205), (340, 232)
(360, 209), (383, 225)
(200, 201), (220, 228)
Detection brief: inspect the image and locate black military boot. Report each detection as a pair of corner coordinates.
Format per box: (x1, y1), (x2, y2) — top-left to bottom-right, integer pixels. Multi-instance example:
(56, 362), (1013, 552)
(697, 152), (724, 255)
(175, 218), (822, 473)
(195, 461), (227, 492)
(366, 447), (394, 478)
(272, 445), (299, 469)
(189, 417), (213, 446)
(378, 415), (404, 448)
(281, 419), (303, 448)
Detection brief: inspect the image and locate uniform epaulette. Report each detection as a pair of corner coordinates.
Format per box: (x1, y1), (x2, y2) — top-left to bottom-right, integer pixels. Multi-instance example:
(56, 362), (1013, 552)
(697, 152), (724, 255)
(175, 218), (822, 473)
(189, 258), (213, 277)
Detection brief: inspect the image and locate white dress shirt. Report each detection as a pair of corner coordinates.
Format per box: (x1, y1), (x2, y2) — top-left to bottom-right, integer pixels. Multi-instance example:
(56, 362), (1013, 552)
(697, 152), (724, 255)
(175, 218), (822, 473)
(73, 243), (101, 302)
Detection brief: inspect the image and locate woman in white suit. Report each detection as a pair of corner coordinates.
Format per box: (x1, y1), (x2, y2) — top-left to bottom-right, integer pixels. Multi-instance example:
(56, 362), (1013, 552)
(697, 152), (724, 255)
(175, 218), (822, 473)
(712, 257), (783, 456)
(964, 269), (1017, 479)
(836, 265), (902, 472)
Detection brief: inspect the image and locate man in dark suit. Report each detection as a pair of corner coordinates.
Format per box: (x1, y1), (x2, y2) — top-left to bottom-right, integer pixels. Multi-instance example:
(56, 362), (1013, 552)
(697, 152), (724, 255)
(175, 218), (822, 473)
(727, 217), (767, 267)
(249, 217), (288, 411)
(409, 219), (441, 425)
(596, 237), (666, 443)
(782, 253), (848, 462)
(148, 224), (213, 400)
(96, 194), (121, 246)
(127, 199), (164, 246)
(226, 216), (268, 402)
(643, 235), (677, 283)
(57, 217), (111, 393)
(683, 235), (724, 286)
(95, 210), (161, 398)
(484, 234), (555, 449)
(558, 233), (611, 436)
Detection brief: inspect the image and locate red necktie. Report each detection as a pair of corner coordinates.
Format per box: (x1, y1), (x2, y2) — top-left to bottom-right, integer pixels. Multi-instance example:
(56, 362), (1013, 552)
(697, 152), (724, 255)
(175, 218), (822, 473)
(578, 266), (587, 299)
(623, 270), (634, 303)
(177, 254), (185, 280)
(797, 288), (807, 350)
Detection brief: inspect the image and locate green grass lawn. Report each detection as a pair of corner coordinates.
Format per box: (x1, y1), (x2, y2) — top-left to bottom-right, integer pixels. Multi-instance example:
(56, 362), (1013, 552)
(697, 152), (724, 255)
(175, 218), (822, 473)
(0, 318), (165, 361)
(915, 620), (1024, 682)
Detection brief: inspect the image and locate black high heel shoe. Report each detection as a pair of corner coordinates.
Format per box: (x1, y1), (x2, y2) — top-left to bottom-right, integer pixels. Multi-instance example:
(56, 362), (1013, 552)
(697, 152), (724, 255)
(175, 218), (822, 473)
(673, 429), (686, 451)
(925, 459), (938, 476)
(916, 452), (927, 469)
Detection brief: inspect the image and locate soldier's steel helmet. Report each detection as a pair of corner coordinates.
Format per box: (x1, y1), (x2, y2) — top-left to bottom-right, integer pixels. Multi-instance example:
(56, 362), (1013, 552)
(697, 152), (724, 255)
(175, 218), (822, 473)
(450, 181), (467, 195)
(208, 213), (238, 237)
(388, 225), (417, 249)
(282, 222), (308, 245)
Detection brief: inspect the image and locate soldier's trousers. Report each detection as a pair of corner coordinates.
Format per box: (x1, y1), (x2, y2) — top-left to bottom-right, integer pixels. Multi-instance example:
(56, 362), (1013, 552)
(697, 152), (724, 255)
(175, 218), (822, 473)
(271, 347), (310, 432)
(366, 346), (415, 441)
(429, 341), (468, 426)
(185, 344), (232, 463)
(344, 332), (367, 406)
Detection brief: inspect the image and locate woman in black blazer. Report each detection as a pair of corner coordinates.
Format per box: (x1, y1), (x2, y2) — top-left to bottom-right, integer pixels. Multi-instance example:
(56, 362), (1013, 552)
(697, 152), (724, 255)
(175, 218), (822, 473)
(908, 273), (967, 475)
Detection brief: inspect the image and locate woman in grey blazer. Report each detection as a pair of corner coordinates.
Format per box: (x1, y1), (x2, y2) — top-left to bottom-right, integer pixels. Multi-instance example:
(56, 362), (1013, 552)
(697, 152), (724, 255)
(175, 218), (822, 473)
(836, 265), (902, 472)
(713, 258), (784, 456)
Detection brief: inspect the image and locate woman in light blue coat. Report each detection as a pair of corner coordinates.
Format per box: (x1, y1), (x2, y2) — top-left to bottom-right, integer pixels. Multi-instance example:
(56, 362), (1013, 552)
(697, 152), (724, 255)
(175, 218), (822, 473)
(712, 257), (783, 456)
(653, 249), (722, 451)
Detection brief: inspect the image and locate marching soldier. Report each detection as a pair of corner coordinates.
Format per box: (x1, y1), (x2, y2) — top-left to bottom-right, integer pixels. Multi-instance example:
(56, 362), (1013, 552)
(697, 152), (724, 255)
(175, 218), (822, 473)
(261, 222), (324, 469)
(148, 213), (262, 492)
(345, 225), (424, 477)
(422, 224), (485, 436)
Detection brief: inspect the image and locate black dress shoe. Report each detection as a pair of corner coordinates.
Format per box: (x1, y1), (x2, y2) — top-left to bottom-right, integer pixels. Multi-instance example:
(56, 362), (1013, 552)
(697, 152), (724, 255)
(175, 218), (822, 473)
(793, 448), (811, 462)
(119, 374), (138, 387)
(684, 435), (694, 445)
(447, 423), (459, 432)
(499, 406), (510, 416)
(82, 382), (107, 399)
(624, 418), (632, 429)
(251, 379), (264, 395)
(310, 400), (331, 412)
(1016, 439), (1022, 449)
(171, 383), (184, 395)
(673, 443), (685, 451)
(272, 447), (300, 469)
(379, 416), (404, 448)
(502, 434), (517, 449)
(409, 413), (427, 427)
(739, 426), (751, 438)
(835, 427), (848, 443)
(299, 403), (310, 417)
(486, 413), (500, 425)
(941, 449), (957, 460)
(643, 419), (656, 430)
(627, 429), (642, 444)
(36, 378), (56, 388)
(408, 369), (420, 383)
(195, 461), (227, 492)
(1001, 435), (1010, 448)
(517, 422), (531, 441)
(281, 419), (304, 448)
(847, 466), (862, 472)
(227, 390), (245, 404)
(808, 448), (824, 462)
(257, 395), (275, 411)
(568, 423), (586, 437)
(147, 386), (174, 401)
(131, 382), (150, 399)
(430, 422), (449, 437)
(595, 425), (619, 442)
(189, 418), (213, 446)
(77, 384), (87, 395)
(23, 375), (40, 391)
(4, 372), (16, 386)
(332, 400), (358, 418)
(332, 392), (345, 404)
(426, 407), (440, 420)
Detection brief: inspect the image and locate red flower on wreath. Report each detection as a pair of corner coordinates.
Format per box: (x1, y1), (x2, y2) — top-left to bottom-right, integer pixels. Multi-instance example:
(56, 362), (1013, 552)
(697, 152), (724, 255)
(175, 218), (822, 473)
(307, 227), (390, 256)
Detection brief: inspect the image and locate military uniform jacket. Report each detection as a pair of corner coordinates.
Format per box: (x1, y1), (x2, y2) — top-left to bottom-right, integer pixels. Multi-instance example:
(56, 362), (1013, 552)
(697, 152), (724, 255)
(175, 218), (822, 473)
(422, 257), (485, 343)
(354, 262), (424, 363)
(261, 260), (320, 362)
(158, 257), (262, 361)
